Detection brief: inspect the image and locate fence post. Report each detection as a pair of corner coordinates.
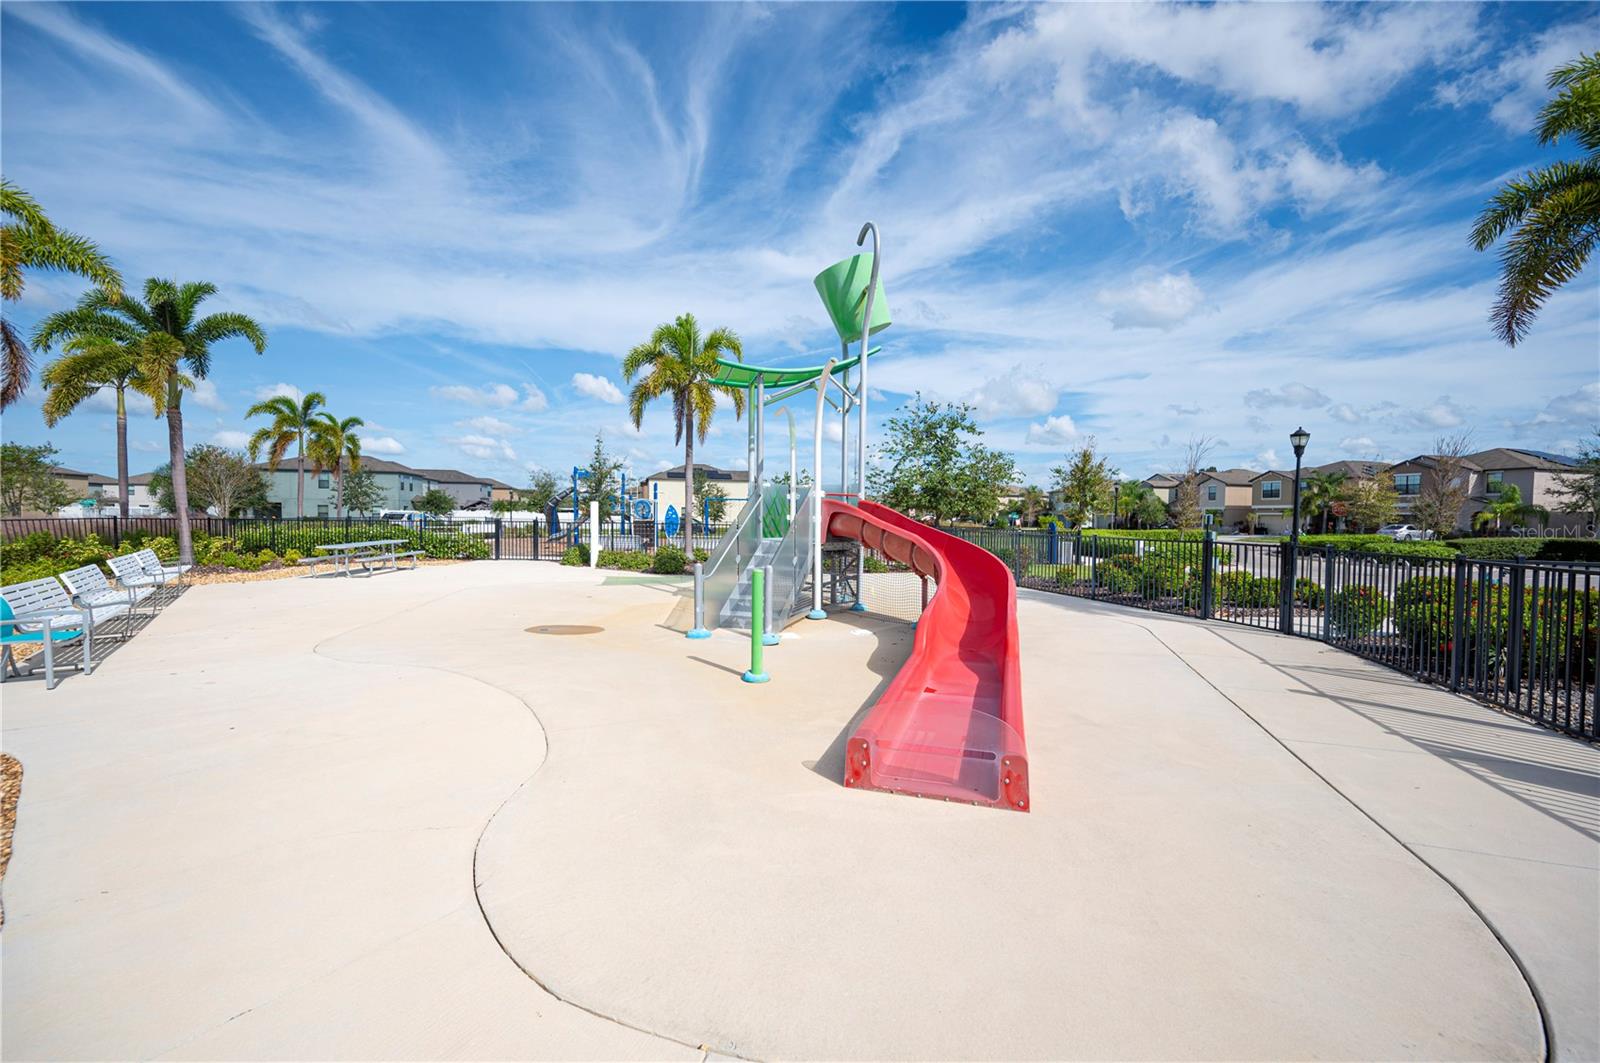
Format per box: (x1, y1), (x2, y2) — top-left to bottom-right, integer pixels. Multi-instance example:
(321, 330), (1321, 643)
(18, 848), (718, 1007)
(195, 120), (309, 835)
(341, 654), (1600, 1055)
(1449, 556), (1468, 692)
(1088, 532), (1098, 594)
(1047, 521), (1058, 565)
(1200, 530), (1215, 619)
(1013, 527), (1024, 583)
(493, 517), (503, 560)
(1279, 539), (1297, 635)
(1507, 557), (1526, 694)
(1322, 544), (1334, 641)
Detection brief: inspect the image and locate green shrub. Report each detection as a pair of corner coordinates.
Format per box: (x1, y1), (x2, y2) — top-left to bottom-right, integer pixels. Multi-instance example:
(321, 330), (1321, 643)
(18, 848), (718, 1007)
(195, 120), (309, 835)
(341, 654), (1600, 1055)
(1446, 537), (1600, 562)
(1053, 564), (1091, 587)
(1292, 534), (1456, 559)
(1533, 538), (1600, 562)
(560, 544), (589, 566)
(1083, 529), (1204, 541)
(652, 545), (688, 574)
(597, 549), (651, 571)
(1329, 584), (1390, 637)
(863, 554), (890, 573)
(1293, 577), (1324, 608)
(283, 548), (303, 565)
(1219, 571), (1275, 608)
(694, 548), (709, 563)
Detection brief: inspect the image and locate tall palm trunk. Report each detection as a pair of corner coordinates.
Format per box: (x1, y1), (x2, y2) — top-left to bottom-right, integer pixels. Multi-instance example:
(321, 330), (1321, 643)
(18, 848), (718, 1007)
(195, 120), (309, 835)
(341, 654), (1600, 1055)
(295, 442), (305, 518)
(335, 459), (345, 518)
(682, 413), (695, 557)
(167, 381), (194, 565)
(114, 387), (129, 519)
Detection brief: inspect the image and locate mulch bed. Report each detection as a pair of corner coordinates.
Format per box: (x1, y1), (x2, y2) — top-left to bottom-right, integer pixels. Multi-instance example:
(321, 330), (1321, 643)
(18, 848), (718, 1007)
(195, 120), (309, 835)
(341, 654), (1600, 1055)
(0, 753), (20, 930)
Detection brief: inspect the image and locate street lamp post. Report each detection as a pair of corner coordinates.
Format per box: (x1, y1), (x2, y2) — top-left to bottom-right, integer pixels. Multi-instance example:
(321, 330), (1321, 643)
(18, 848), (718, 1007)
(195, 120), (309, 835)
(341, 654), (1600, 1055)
(1284, 426), (1310, 633)
(1112, 483), (1121, 530)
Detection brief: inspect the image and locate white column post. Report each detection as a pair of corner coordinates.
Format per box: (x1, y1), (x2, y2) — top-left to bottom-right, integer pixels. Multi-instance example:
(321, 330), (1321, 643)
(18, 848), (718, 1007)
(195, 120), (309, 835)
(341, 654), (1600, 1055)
(809, 360), (833, 620)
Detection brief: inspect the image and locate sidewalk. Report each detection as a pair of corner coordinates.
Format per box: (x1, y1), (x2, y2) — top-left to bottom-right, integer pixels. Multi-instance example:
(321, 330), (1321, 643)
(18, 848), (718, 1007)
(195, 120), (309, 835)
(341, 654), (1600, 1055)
(1072, 594), (1600, 1062)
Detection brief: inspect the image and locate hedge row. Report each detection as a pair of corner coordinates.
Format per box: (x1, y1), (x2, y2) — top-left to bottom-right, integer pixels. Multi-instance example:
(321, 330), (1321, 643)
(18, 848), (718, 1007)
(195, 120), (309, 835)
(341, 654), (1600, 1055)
(1444, 537), (1600, 562)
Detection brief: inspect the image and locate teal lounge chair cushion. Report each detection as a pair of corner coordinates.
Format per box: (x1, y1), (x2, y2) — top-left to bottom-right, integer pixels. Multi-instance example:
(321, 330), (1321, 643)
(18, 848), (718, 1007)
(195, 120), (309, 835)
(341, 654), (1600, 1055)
(0, 600), (83, 643)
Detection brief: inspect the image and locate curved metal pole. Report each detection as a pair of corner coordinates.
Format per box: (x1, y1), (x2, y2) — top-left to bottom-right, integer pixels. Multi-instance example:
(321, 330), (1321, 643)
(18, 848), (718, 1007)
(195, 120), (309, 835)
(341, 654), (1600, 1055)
(852, 222), (880, 612)
(810, 358), (835, 619)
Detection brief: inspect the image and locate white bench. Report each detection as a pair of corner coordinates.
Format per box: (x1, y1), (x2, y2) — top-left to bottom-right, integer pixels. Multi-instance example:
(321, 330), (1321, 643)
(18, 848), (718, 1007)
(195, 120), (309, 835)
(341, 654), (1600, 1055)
(108, 552), (167, 596)
(59, 565), (149, 636)
(132, 547), (191, 583)
(1, 576), (106, 690)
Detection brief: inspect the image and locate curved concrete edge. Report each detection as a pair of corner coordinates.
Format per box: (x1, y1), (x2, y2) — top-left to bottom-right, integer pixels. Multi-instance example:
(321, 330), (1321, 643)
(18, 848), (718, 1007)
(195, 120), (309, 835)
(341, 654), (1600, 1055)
(1043, 590), (1597, 1063)
(449, 577), (1546, 1061)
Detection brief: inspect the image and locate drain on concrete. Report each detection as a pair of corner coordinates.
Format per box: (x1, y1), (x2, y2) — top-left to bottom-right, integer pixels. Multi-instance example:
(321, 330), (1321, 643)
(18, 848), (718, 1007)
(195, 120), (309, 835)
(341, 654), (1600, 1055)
(525, 624), (604, 635)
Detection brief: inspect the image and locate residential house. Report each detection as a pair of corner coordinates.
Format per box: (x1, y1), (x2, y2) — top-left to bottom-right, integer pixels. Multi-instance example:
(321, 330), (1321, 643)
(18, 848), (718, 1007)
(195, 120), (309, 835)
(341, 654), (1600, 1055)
(253, 457), (488, 517)
(633, 463), (751, 526)
(1388, 448), (1590, 535)
(1194, 468), (1259, 530)
(76, 472), (166, 516)
(487, 479), (519, 505)
(1249, 460), (1390, 534)
(1141, 473), (1181, 506)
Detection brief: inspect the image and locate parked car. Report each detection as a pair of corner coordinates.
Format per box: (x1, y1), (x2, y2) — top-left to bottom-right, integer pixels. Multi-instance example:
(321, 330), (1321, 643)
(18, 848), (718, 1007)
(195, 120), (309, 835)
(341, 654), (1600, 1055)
(1376, 523), (1435, 541)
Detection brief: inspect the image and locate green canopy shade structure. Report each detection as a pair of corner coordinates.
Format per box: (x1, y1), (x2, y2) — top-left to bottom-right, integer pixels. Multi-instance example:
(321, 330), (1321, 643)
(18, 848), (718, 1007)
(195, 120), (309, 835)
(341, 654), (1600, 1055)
(813, 253), (891, 344)
(707, 347), (881, 390)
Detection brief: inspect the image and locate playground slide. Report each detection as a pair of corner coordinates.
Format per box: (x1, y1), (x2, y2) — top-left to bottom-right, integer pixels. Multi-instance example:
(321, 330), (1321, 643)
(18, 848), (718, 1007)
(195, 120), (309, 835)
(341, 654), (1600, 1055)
(822, 500), (1029, 812)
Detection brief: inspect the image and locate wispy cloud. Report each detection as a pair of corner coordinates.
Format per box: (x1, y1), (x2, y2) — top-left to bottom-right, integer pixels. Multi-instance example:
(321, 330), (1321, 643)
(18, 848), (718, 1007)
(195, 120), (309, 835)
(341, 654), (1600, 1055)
(572, 373), (624, 404)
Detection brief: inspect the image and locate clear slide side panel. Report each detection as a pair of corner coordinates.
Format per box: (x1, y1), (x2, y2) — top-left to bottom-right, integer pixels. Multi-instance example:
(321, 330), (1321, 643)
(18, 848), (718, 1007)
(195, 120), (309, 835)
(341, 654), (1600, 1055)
(848, 697), (1028, 811)
(765, 486), (813, 625)
(699, 490), (765, 632)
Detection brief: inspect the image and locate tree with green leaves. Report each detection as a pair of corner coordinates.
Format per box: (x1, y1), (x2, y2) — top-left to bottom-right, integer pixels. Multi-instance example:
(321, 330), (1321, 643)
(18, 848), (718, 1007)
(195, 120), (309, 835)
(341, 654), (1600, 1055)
(1018, 485), (1049, 526)
(1115, 479), (1167, 529)
(412, 487), (455, 518)
(307, 411), (363, 518)
(183, 445), (267, 518)
(1472, 483), (1550, 535)
(522, 469), (559, 515)
(623, 312), (745, 553)
(1340, 475), (1400, 532)
(1472, 52), (1600, 346)
(693, 469), (728, 525)
(246, 391), (326, 519)
(38, 336), (152, 517)
(0, 442), (74, 516)
(867, 395), (1017, 526)
(579, 433), (624, 522)
(2, 179), (123, 408)
(1051, 439), (1114, 529)
(32, 279), (266, 563)
(341, 467), (384, 517)
(1549, 431), (1600, 529)
(1299, 470), (1350, 534)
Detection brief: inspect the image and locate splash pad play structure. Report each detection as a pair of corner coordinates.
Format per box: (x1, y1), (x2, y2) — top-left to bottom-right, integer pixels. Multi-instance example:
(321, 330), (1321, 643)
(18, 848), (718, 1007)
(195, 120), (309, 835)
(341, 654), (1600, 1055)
(689, 224), (1029, 812)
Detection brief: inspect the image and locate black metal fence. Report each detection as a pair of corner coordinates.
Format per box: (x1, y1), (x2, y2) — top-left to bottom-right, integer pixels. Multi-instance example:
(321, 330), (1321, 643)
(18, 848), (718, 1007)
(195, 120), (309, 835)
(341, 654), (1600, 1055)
(946, 527), (1597, 741)
(0, 515), (733, 564)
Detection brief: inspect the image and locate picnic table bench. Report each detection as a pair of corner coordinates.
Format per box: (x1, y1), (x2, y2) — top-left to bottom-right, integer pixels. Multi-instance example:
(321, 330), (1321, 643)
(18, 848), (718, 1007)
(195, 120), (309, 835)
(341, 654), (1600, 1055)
(307, 540), (424, 577)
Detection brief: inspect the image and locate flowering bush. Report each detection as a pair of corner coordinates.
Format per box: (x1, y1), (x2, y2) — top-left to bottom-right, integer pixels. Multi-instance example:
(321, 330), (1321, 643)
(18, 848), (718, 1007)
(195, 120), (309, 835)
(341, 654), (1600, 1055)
(1329, 585), (1390, 637)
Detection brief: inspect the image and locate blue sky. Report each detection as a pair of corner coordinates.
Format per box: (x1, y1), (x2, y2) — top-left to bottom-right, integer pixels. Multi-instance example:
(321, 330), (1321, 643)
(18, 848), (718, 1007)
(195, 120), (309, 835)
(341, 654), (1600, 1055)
(2, 1), (1596, 490)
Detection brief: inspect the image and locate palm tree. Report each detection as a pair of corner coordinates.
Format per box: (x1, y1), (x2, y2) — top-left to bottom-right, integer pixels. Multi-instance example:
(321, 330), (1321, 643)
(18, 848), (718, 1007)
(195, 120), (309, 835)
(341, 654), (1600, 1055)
(1472, 483), (1550, 535)
(2, 179), (123, 407)
(33, 279), (266, 563)
(1299, 470), (1349, 533)
(623, 313), (745, 554)
(1472, 52), (1600, 346)
(246, 392), (326, 519)
(1019, 485), (1048, 526)
(38, 335), (156, 518)
(307, 412), (363, 518)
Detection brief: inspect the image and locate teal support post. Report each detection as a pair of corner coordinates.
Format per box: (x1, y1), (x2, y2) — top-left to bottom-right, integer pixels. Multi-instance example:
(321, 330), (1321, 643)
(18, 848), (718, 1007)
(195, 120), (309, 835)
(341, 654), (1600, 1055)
(743, 568), (771, 683)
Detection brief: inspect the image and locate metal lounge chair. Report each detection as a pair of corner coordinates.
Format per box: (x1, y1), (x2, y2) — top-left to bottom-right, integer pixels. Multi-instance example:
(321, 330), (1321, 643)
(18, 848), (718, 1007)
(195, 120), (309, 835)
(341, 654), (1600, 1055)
(1, 577), (97, 690)
(59, 564), (149, 636)
(108, 552), (169, 598)
(133, 547), (191, 584)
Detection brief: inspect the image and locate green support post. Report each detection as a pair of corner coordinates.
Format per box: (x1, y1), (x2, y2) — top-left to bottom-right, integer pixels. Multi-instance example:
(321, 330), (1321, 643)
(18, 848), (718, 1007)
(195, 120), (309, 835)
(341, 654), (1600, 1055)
(743, 568), (771, 684)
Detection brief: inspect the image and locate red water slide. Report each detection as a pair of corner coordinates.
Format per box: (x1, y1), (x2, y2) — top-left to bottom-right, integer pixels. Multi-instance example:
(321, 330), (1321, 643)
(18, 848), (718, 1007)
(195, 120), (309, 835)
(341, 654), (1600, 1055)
(821, 500), (1029, 812)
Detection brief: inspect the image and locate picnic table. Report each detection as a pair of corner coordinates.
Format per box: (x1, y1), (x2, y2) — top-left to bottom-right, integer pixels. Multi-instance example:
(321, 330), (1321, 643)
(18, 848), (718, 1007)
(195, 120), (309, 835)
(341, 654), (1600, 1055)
(307, 540), (422, 577)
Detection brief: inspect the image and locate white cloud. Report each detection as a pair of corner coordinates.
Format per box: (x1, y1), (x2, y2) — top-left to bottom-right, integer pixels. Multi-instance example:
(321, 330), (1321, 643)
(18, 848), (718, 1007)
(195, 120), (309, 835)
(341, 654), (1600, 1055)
(1243, 383), (1329, 410)
(1438, 16), (1600, 132)
(363, 435), (405, 455)
(253, 382), (303, 403)
(521, 384), (550, 412)
(1340, 436), (1379, 452)
(1542, 382), (1599, 425)
(1328, 403), (1362, 424)
(212, 429), (251, 448)
(190, 379), (227, 411)
(430, 383), (519, 408)
(459, 415), (519, 437)
(824, 420), (843, 443)
(447, 434), (516, 461)
(1279, 146), (1383, 212)
(1097, 271), (1205, 330)
(1418, 395), (1466, 428)
(572, 372), (624, 404)
(969, 365), (1059, 418)
(1256, 448), (1281, 468)
(1026, 414), (1079, 445)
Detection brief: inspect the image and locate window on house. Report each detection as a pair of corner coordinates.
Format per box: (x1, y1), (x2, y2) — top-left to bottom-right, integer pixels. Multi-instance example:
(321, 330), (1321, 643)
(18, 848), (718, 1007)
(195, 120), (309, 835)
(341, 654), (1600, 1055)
(317, 504), (329, 518)
(1394, 473), (1421, 496)
(1206, 484), (1218, 501)
(1486, 471), (1504, 494)
(1261, 480), (1282, 500)
(318, 472), (330, 488)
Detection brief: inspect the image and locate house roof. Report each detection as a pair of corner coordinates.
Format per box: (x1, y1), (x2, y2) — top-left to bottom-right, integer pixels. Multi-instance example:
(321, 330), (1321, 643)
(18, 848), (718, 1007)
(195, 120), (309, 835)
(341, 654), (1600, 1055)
(1198, 467), (1261, 487)
(409, 467), (493, 486)
(486, 478), (517, 490)
(1250, 460), (1389, 483)
(646, 464), (748, 482)
(49, 465), (105, 480)
(1465, 447), (1578, 471)
(1143, 473), (1181, 487)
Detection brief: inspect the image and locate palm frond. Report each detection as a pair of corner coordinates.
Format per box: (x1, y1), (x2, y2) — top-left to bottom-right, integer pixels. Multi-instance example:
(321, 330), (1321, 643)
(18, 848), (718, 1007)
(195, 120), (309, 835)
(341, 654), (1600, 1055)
(0, 316), (29, 409)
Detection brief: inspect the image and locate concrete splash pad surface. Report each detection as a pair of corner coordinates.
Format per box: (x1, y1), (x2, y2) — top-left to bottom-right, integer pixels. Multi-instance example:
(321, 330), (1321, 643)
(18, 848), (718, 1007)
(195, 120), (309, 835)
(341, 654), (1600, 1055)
(1, 563), (1572, 1060)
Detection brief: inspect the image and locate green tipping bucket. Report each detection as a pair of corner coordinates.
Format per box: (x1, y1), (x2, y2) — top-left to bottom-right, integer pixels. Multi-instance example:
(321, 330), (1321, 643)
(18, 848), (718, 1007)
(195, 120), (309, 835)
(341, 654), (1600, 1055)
(813, 253), (891, 345)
